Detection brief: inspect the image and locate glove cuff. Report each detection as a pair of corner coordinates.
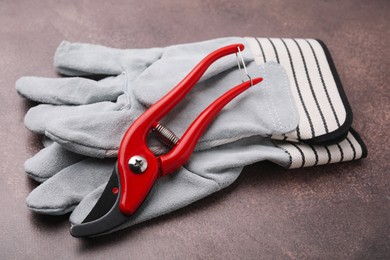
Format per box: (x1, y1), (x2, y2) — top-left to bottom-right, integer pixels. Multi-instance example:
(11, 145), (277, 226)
(273, 128), (367, 169)
(245, 37), (353, 145)
(245, 37), (367, 168)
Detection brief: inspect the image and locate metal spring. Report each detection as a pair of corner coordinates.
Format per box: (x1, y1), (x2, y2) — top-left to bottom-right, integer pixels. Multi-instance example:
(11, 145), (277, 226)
(152, 123), (179, 148)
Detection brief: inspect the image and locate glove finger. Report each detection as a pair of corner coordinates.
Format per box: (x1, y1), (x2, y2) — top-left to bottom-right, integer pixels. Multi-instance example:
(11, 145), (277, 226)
(24, 100), (124, 134)
(45, 110), (135, 158)
(24, 142), (86, 182)
(26, 158), (116, 215)
(16, 74), (125, 105)
(54, 41), (163, 77)
(43, 106), (175, 159)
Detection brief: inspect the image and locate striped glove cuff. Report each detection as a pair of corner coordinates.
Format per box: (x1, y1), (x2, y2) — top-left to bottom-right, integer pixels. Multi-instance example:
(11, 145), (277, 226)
(246, 37), (367, 168)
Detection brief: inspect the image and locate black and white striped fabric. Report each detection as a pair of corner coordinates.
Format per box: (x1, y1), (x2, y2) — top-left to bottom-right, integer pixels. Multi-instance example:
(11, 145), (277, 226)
(245, 37), (367, 168)
(273, 129), (367, 169)
(246, 37), (352, 144)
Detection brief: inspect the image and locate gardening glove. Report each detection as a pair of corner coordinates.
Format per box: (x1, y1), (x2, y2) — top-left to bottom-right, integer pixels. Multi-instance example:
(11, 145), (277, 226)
(18, 37), (367, 236)
(18, 38), (300, 236)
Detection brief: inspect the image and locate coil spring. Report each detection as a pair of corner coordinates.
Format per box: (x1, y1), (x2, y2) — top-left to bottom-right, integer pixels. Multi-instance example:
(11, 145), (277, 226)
(152, 123), (179, 148)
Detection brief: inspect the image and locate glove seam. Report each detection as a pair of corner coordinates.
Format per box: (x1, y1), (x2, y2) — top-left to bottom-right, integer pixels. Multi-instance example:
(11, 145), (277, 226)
(25, 172), (49, 183)
(45, 130), (170, 158)
(183, 165), (221, 190)
(279, 62), (299, 132)
(45, 130), (113, 156)
(264, 64), (279, 132)
(196, 133), (260, 150)
(27, 203), (77, 212)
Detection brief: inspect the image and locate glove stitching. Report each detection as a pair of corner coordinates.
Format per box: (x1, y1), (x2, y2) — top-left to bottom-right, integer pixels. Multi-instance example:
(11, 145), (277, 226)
(263, 66), (277, 132)
(45, 130), (114, 153)
(268, 63), (284, 132)
(27, 203), (77, 212)
(279, 63), (299, 132)
(46, 130), (169, 158)
(196, 133), (257, 150)
(182, 165), (221, 190)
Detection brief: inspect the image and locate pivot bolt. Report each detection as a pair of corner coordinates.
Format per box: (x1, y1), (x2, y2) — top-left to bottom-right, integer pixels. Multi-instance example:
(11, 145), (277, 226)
(128, 156), (148, 174)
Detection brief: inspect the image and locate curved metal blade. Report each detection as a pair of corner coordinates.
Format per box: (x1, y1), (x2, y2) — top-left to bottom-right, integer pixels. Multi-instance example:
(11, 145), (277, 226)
(70, 164), (128, 237)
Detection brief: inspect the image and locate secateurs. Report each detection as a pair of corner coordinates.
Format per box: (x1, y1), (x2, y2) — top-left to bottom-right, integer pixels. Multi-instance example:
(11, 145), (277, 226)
(70, 43), (263, 237)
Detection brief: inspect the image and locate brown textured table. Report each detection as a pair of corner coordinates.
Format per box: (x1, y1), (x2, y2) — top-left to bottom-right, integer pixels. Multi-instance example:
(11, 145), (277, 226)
(1, 0), (389, 259)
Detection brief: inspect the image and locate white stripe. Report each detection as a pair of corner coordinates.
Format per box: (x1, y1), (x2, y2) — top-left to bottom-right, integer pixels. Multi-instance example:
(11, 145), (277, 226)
(311, 145), (330, 165)
(274, 131), (364, 169)
(285, 39), (325, 139)
(338, 138), (354, 161)
(283, 144), (304, 168)
(340, 132), (362, 161)
(246, 37), (349, 142)
(294, 39), (328, 136)
(299, 39), (339, 134)
(257, 38), (278, 62)
(348, 132), (363, 159)
(244, 37), (265, 64)
(300, 145), (317, 167)
(327, 142), (343, 163)
(307, 39), (346, 126)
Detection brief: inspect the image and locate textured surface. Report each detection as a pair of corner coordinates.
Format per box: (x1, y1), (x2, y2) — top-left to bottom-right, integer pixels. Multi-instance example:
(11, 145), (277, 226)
(1, 0), (389, 259)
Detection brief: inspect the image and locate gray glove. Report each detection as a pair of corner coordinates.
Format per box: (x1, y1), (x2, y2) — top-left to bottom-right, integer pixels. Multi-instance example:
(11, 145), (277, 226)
(18, 38), (298, 234)
(17, 38), (296, 159)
